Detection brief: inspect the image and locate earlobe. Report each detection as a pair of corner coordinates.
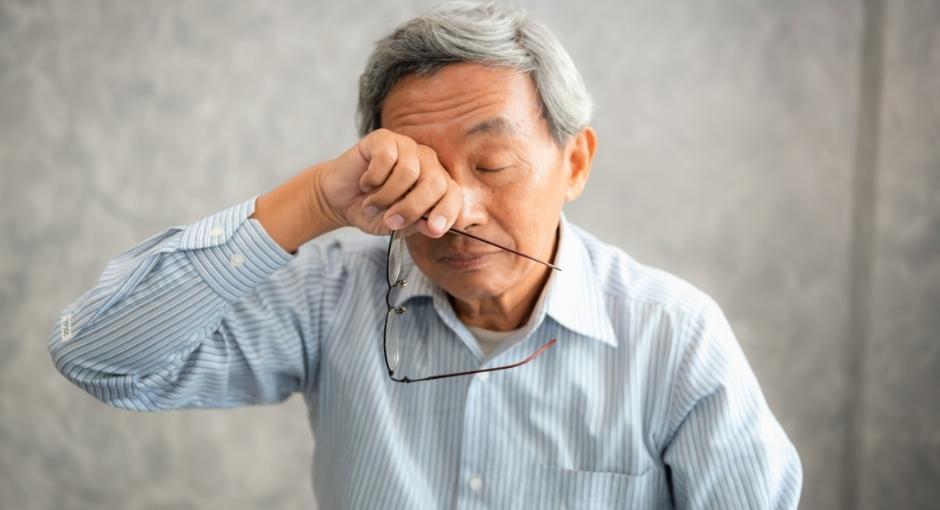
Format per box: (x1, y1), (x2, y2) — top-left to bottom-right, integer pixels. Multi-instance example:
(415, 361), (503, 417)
(564, 126), (597, 203)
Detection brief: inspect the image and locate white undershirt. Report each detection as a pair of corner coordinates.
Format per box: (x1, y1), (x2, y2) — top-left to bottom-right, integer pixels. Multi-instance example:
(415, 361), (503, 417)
(467, 325), (526, 357)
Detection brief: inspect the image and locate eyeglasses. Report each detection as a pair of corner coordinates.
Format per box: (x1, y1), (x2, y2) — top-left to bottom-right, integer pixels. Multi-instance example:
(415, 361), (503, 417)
(383, 222), (560, 383)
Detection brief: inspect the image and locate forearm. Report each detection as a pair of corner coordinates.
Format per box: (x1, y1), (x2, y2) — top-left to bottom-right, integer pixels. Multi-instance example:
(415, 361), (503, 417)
(249, 163), (344, 255)
(49, 197), (296, 410)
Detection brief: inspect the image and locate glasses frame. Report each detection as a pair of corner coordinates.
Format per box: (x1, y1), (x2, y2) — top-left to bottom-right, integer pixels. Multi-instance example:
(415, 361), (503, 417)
(382, 224), (560, 383)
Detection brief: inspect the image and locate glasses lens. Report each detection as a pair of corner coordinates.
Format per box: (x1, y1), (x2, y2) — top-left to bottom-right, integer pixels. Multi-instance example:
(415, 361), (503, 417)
(387, 231), (404, 286)
(385, 308), (400, 372)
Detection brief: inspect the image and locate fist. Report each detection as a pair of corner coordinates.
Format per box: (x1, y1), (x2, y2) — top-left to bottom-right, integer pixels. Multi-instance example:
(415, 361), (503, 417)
(316, 129), (463, 238)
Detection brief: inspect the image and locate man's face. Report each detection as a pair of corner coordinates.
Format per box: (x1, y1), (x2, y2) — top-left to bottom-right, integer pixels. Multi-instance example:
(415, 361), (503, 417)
(381, 63), (589, 304)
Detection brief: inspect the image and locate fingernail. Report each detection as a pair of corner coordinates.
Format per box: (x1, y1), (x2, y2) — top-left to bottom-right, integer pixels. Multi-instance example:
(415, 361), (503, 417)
(429, 215), (446, 234)
(361, 184), (374, 193)
(386, 214), (405, 230)
(364, 206), (379, 217)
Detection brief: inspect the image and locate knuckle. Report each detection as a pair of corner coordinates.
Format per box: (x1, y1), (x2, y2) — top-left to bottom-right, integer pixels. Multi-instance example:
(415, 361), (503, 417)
(416, 144), (438, 161)
(400, 136), (418, 151)
(373, 127), (393, 139)
(398, 162), (420, 180)
(372, 148), (396, 167)
(427, 174), (448, 196)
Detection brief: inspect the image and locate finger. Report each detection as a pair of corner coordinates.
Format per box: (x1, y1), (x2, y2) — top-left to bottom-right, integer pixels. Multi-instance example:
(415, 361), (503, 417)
(357, 129), (405, 192)
(381, 169), (449, 231)
(413, 177), (462, 238)
(361, 145), (421, 212)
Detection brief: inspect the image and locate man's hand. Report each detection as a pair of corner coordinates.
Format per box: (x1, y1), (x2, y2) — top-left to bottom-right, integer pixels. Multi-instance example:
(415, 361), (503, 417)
(317, 128), (463, 238)
(250, 129), (463, 254)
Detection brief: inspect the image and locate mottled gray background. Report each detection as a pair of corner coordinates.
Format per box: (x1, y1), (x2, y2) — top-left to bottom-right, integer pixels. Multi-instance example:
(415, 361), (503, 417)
(1, 0), (937, 509)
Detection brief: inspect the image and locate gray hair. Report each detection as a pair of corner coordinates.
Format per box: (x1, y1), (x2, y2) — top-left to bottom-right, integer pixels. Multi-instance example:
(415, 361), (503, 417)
(356, 1), (593, 145)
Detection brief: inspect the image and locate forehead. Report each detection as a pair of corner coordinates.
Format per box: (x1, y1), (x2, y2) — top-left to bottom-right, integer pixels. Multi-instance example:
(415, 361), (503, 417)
(380, 63), (543, 143)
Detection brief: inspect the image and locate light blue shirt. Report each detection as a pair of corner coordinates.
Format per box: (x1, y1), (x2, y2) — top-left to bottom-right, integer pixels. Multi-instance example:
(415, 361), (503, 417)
(49, 195), (802, 509)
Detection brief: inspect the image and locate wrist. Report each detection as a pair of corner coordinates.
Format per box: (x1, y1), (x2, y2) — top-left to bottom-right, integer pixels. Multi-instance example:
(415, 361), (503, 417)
(308, 161), (347, 235)
(250, 164), (342, 255)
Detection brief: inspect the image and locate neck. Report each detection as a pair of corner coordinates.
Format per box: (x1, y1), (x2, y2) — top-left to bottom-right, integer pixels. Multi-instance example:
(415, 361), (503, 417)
(450, 227), (558, 331)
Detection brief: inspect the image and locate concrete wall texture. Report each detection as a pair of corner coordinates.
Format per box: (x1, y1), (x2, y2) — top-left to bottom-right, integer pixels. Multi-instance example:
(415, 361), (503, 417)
(1, 0), (936, 508)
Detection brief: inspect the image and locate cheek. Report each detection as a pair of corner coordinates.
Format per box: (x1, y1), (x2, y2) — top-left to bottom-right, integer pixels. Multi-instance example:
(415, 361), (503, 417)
(490, 166), (566, 222)
(492, 169), (567, 253)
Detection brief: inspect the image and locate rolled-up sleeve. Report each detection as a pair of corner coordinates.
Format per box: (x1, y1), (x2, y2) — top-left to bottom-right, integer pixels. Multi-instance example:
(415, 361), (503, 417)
(662, 300), (803, 509)
(47, 195), (321, 412)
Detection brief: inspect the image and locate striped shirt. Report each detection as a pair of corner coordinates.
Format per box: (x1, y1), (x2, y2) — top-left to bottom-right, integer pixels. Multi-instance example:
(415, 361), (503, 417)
(49, 195), (802, 509)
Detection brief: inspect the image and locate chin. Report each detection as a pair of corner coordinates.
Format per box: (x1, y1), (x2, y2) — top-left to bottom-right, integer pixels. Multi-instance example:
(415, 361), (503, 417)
(430, 265), (511, 301)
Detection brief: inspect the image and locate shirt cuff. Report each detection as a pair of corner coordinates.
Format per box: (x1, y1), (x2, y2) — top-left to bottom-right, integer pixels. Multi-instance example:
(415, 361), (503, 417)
(182, 196), (295, 303)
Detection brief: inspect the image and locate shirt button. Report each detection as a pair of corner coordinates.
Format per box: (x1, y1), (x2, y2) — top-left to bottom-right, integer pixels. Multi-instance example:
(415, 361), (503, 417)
(209, 226), (224, 238)
(476, 372), (490, 382)
(230, 254), (245, 267)
(468, 475), (483, 493)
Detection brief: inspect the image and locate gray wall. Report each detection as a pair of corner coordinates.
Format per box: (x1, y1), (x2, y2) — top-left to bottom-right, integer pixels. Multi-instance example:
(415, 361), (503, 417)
(1, 1), (936, 508)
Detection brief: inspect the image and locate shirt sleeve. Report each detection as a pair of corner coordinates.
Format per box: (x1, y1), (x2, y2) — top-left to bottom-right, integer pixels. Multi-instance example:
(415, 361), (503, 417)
(47, 195), (324, 412)
(662, 299), (803, 509)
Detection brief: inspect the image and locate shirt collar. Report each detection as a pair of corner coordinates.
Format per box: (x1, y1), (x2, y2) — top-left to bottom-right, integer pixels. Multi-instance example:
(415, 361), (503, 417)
(543, 215), (618, 347)
(391, 214), (618, 348)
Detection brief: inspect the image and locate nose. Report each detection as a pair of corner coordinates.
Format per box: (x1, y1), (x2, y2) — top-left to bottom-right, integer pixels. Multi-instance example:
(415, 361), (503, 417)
(450, 170), (488, 232)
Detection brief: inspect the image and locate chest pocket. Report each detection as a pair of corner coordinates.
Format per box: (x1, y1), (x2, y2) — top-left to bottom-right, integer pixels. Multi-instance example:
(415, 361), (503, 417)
(519, 463), (670, 509)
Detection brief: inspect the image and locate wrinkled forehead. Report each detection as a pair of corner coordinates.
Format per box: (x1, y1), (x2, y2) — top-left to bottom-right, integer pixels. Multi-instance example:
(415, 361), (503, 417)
(379, 63), (544, 145)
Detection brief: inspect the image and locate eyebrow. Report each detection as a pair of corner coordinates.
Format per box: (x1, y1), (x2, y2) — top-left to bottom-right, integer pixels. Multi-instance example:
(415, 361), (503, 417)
(464, 117), (520, 139)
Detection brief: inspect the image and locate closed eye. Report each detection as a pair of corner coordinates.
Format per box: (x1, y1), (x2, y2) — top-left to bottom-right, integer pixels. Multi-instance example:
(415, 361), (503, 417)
(475, 166), (511, 172)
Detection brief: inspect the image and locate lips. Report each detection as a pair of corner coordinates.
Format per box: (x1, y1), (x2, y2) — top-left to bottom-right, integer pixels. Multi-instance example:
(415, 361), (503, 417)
(432, 233), (510, 271)
(438, 250), (500, 271)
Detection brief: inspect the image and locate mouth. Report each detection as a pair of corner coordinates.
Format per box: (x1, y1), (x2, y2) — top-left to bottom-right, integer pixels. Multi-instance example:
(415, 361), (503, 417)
(438, 251), (501, 271)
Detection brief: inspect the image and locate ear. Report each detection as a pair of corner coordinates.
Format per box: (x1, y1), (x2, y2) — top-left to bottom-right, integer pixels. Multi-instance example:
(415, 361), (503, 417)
(563, 126), (597, 203)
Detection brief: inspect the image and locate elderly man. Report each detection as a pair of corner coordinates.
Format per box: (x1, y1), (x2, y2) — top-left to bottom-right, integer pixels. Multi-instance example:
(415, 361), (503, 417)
(49, 2), (801, 508)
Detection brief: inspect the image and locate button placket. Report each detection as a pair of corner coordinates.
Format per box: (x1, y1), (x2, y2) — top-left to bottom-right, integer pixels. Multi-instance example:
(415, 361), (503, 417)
(458, 368), (491, 507)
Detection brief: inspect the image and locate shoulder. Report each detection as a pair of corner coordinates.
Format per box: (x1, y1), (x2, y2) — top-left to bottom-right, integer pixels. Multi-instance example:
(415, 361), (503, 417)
(570, 224), (754, 431)
(570, 222), (723, 323)
(568, 222), (742, 391)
